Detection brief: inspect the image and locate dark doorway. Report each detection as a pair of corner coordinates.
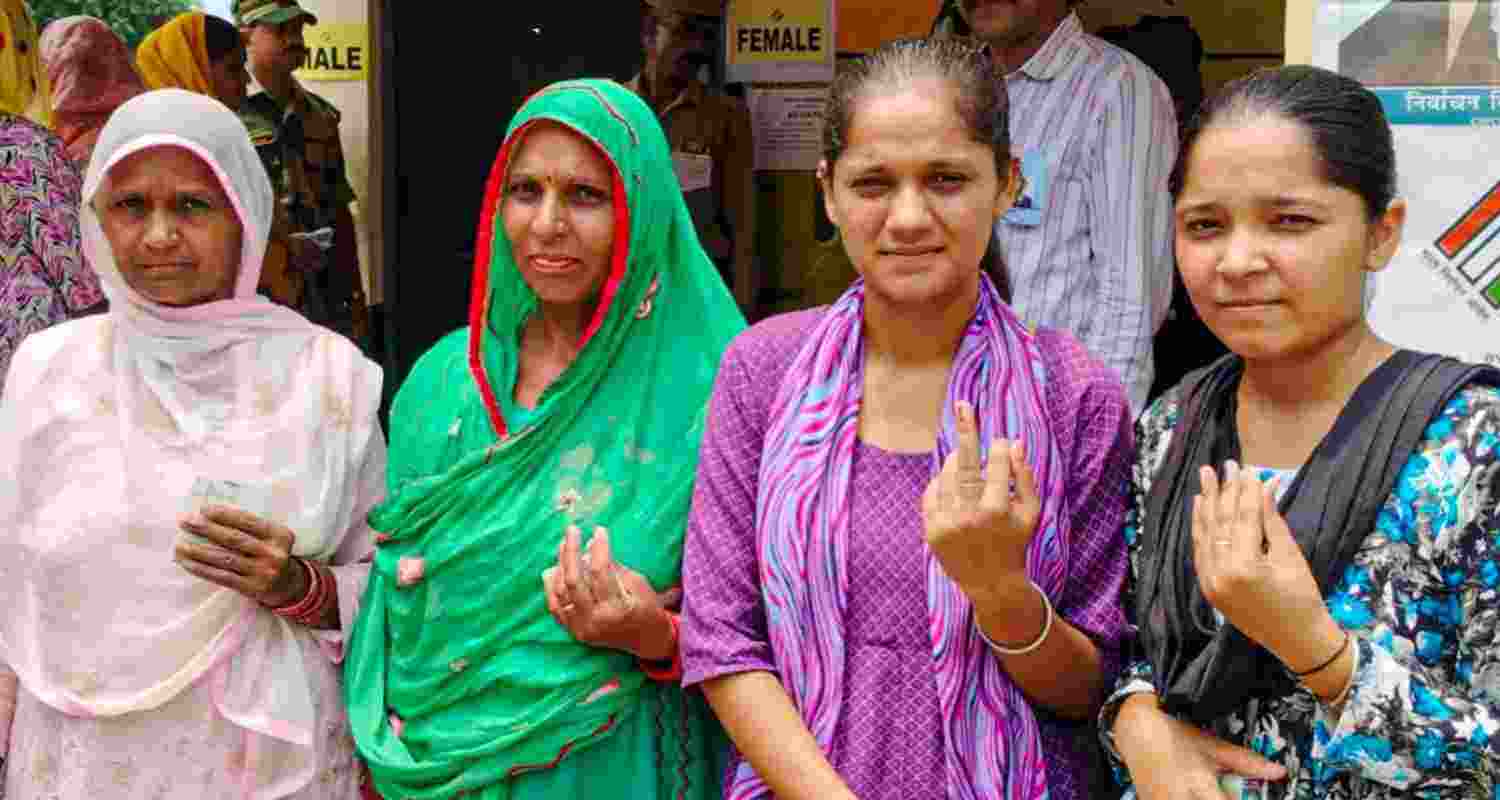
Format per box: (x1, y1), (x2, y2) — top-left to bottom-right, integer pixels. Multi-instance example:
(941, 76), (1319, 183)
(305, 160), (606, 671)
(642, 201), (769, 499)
(382, 1), (647, 397)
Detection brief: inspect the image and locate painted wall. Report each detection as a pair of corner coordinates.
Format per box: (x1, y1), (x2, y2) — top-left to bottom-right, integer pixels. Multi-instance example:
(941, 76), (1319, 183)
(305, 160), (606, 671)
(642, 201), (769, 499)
(836, 0), (939, 51)
(1285, 0), (1315, 62)
(1081, 0), (1285, 94)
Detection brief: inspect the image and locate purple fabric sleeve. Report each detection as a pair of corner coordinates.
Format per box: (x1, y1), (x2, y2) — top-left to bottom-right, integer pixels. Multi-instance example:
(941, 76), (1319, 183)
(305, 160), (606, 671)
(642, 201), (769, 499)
(680, 313), (820, 686)
(1036, 329), (1134, 689)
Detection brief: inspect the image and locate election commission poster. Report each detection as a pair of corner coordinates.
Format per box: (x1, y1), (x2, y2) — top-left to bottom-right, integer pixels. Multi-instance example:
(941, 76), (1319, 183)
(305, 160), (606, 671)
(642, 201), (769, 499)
(1314, 1), (1500, 365)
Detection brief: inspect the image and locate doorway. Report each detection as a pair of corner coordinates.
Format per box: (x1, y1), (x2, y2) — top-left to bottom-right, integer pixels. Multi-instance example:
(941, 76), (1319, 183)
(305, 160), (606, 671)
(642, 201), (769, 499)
(381, 2), (647, 391)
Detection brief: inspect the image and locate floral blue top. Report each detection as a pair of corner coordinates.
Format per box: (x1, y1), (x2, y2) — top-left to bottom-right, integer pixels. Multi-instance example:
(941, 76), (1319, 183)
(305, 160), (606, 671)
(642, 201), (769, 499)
(1104, 381), (1500, 799)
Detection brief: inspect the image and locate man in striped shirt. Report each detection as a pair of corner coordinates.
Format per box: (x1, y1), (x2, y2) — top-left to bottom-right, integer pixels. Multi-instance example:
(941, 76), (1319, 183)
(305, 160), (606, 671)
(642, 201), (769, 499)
(963, 0), (1177, 415)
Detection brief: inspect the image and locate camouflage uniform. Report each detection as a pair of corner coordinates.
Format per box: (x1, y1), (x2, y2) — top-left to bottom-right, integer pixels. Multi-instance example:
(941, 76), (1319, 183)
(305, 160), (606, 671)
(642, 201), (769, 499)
(240, 82), (368, 345)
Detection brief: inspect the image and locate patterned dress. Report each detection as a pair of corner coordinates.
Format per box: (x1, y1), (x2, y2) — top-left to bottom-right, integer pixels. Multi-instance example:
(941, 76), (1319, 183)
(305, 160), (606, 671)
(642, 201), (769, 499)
(0, 113), (99, 393)
(682, 309), (1135, 800)
(1105, 382), (1500, 799)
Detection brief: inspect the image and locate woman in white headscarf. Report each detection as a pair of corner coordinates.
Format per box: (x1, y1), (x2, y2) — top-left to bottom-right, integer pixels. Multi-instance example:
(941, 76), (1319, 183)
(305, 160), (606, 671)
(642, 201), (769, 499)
(0, 89), (385, 799)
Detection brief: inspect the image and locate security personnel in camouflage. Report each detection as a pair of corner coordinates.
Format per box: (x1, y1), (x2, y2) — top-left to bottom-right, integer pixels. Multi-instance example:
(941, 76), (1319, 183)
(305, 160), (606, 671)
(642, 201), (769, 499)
(236, 0), (369, 347)
(629, 0), (759, 318)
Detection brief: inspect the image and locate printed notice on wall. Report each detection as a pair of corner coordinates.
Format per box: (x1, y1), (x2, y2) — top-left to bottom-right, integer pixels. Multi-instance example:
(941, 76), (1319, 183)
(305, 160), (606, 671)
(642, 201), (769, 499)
(747, 86), (828, 172)
(1314, 1), (1500, 365)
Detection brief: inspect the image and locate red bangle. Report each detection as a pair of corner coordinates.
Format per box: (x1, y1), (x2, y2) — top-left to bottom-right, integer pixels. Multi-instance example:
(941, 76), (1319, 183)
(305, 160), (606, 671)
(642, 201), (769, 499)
(639, 610), (683, 683)
(291, 563), (334, 627)
(271, 559), (332, 626)
(270, 559), (319, 615)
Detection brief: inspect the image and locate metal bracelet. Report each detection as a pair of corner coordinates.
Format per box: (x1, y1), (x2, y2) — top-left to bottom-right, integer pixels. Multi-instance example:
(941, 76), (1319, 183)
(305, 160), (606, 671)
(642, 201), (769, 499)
(976, 580), (1054, 656)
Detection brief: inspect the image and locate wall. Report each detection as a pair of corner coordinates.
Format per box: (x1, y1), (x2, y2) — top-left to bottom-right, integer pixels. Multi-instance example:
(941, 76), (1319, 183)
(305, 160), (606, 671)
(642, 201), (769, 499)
(836, 0), (939, 51)
(1284, 0), (1315, 62)
(1081, 0), (1285, 94)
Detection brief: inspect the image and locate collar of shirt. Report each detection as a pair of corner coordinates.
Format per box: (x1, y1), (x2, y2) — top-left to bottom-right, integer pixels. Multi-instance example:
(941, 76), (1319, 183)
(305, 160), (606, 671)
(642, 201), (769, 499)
(626, 73), (704, 116)
(248, 76), (307, 121)
(1011, 11), (1085, 83)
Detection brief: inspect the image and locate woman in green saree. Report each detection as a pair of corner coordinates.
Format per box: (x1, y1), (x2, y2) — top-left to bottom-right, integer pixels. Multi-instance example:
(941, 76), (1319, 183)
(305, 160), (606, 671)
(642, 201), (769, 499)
(345, 78), (744, 800)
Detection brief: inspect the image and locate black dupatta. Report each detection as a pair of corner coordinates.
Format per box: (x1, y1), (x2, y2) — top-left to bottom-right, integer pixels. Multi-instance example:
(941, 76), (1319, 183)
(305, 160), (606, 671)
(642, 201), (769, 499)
(1136, 350), (1500, 723)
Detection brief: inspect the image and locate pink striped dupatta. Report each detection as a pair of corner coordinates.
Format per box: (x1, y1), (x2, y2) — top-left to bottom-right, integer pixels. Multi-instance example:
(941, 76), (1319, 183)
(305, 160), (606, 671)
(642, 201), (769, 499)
(734, 276), (1068, 800)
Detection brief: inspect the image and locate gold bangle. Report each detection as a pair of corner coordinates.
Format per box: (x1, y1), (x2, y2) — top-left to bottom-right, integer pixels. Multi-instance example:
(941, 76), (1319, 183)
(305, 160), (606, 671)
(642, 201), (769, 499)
(976, 580), (1053, 656)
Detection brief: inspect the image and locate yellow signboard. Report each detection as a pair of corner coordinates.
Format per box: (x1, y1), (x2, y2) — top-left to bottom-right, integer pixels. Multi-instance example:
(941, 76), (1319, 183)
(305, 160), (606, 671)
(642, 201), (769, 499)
(294, 22), (368, 82)
(726, 0), (835, 84)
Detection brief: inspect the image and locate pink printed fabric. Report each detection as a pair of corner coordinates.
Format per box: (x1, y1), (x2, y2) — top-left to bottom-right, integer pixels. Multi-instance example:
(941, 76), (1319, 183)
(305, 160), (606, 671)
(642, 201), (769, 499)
(732, 278), (1066, 800)
(0, 113), (100, 394)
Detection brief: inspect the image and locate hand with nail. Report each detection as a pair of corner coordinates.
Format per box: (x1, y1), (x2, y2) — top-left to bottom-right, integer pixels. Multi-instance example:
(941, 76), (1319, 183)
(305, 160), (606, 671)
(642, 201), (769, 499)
(921, 400), (1041, 606)
(1192, 461), (1345, 677)
(175, 505), (309, 609)
(542, 525), (681, 661)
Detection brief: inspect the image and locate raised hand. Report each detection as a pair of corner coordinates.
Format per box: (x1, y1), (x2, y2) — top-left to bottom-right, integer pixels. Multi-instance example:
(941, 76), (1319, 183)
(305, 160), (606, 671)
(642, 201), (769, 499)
(921, 400), (1040, 601)
(542, 526), (679, 661)
(1192, 461), (1345, 677)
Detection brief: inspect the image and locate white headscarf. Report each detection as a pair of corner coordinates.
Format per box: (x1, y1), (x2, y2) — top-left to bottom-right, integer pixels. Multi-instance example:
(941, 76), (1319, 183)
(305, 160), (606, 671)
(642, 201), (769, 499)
(0, 89), (381, 797)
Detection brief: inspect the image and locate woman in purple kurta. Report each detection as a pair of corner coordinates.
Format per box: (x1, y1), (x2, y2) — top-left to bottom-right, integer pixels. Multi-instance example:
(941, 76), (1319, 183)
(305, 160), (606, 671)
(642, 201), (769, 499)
(679, 38), (1135, 800)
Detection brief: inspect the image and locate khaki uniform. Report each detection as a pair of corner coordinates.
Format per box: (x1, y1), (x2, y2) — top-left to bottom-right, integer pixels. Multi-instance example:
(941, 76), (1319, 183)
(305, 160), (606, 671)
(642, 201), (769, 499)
(627, 74), (757, 312)
(240, 82), (368, 344)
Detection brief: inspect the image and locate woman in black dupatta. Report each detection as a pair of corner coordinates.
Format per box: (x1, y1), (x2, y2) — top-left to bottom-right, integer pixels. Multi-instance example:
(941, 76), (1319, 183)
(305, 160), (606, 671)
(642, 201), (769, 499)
(1103, 64), (1500, 800)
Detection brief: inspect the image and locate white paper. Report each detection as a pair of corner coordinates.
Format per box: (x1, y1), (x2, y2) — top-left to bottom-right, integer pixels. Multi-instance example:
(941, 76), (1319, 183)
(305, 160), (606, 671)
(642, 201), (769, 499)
(672, 152), (714, 194)
(180, 477), (274, 548)
(747, 86), (829, 172)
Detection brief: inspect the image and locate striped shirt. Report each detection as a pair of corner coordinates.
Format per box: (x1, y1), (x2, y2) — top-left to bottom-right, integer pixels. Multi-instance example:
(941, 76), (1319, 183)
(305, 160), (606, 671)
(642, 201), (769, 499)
(996, 12), (1177, 415)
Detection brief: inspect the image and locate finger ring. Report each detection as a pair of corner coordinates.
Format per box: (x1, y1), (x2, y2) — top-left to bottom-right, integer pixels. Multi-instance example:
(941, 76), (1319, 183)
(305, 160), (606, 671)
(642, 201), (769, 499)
(560, 603), (576, 613)
(1214, 538), (1233, 546)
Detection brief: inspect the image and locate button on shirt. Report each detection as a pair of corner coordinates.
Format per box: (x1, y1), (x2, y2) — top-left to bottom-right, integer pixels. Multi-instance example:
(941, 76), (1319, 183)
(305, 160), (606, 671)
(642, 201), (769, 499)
(996, 12), (1177, 415)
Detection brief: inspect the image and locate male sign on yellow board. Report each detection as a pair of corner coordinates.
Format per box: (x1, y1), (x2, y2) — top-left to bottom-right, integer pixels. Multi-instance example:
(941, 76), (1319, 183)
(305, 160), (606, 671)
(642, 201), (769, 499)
(294, 22), (368, 82)
(726, 0), (836, 84)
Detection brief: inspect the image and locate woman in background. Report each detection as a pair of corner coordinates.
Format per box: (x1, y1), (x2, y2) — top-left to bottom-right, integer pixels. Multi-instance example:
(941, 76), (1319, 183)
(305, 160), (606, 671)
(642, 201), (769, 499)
(136, 11), (250, 112)
(38, 16), (143, 166)
(0, 0), (102, 395)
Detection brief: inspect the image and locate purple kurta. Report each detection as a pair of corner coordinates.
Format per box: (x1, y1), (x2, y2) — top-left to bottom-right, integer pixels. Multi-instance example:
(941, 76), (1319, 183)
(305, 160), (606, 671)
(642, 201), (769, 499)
(681, 309), (1134, 800)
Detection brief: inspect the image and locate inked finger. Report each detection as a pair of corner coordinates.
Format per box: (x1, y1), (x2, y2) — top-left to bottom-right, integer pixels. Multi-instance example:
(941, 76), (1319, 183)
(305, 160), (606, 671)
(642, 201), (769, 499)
(954, 401), (983, 503)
